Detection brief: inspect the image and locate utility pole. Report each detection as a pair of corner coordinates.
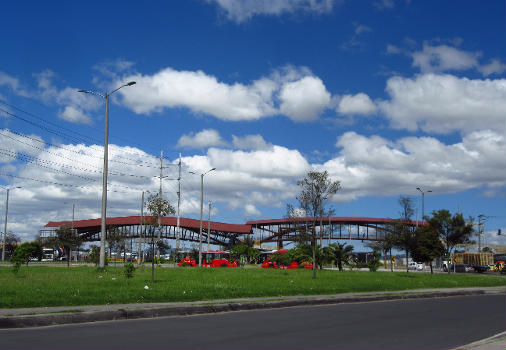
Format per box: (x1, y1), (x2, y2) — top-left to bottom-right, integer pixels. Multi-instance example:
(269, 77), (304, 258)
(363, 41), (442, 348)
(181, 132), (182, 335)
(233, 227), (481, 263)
(207, 201), (211, 251)
(138, 191), (144, 266)
(2, 189), (9, 261)
(477, 214), (485, 252)
(157, 150), (163, 258)
(72, 203), (76, 261)
(78, 81), (136, 268)
(2, 187), (21, 261)
(189, 168), (215, 267)
(176, 153), (181, 258)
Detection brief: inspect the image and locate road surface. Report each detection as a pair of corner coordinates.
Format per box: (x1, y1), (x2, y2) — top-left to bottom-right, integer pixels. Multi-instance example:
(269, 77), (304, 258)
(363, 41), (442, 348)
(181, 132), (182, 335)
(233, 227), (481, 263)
(1, 294), (504, 350)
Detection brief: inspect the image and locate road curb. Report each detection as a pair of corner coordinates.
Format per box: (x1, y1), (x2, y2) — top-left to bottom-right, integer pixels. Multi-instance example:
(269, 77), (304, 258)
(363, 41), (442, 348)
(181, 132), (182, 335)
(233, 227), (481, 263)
(0, 289), (495, 329)
(451, 331), (506, 350)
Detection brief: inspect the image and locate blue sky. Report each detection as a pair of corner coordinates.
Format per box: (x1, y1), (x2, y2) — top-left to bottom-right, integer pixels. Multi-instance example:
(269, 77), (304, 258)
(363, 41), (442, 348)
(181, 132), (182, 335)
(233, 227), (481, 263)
(1, 0), (505, 250)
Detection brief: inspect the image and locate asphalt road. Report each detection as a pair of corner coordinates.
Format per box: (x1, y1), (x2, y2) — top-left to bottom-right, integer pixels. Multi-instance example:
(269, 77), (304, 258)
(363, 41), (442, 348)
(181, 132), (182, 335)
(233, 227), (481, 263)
(1, 294), (504, 350)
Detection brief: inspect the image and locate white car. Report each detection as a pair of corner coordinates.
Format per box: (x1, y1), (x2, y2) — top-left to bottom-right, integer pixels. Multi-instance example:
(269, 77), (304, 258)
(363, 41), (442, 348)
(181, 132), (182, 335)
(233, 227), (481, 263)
(408, 262), (424, 271)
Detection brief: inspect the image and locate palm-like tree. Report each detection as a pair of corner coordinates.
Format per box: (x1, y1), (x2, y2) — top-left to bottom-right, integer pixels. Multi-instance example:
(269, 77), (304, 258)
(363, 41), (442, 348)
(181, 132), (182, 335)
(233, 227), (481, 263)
(329, 242), (354, 271)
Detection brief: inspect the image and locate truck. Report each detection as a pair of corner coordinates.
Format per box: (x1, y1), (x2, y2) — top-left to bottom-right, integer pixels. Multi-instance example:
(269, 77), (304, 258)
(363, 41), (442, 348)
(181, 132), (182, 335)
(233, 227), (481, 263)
(444, 252), (494, 273)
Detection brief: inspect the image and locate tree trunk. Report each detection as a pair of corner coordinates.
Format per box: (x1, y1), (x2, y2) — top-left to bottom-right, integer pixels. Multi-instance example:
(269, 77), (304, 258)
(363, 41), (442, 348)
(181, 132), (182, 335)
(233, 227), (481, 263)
(390, 248), (393, 272)
(312, 231), (317, 279)
(405, 249), (409, 274)
(430, 261), (433, 274)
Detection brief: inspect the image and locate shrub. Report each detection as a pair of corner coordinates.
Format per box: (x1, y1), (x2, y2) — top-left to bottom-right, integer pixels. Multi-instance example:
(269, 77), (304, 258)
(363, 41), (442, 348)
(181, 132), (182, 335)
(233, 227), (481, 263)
(367, 251), (382, 272)
(124, 261), (136, 278)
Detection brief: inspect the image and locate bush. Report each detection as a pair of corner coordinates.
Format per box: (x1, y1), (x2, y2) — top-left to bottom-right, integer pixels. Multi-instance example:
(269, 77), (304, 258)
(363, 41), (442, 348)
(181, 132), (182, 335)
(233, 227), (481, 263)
(87, 246), (100, 266)
(367, 251), (382, 272)
(124, 262), (136, 278)
(10, 241), (43, 268)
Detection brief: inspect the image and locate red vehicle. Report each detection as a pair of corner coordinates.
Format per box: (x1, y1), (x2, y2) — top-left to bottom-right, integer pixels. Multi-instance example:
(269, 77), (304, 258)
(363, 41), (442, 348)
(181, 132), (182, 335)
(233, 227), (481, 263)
(260, 249), (312, 269)
(178, 250), (238, 267)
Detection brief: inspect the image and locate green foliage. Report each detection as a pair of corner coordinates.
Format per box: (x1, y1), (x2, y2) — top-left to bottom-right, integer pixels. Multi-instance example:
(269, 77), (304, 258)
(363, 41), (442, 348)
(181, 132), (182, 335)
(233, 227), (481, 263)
(296, 171), (341, 218)
(3, 232), (20, 259)
(231, 244), (259, 264)
(391, 196), (417, 273)
(146, 193), (175, 219)
(87, 245), (101, 266)
(269, 252), (291, 266)
(288, 244), (314, 265)
(427, 209), (474, 257)
(47, 226), (81, 266)
(367, 251), (382, 272)
(328, 242), (354, 270)
(124, 262), (136, 278)
(11, 241), (43, 269)
(411, 226), (445, 266)
(1, 266), (503, 308)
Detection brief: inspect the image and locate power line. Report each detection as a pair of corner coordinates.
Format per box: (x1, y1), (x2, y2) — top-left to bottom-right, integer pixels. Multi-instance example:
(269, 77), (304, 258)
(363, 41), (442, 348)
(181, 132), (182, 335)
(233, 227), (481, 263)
(0, 173), (132, 194)
(0, 149), (97, 182)
(0, 103), (163, 167)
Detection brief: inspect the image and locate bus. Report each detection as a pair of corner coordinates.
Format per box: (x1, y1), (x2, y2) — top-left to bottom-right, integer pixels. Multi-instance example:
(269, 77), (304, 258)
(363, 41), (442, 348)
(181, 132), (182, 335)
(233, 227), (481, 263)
(260, 249), (312, 269)
(178, 250), (238, 267)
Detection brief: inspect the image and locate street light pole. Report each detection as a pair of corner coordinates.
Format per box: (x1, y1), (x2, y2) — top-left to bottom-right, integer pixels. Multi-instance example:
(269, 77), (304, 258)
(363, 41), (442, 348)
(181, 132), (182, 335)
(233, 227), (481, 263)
(78, 81), (136, 268)
(190, 168), (215, 267)
(2, 189), (9, 261)
(2, 187), (21, 261)
(207, 201), (211, 251)
(416, 187), (432, 224)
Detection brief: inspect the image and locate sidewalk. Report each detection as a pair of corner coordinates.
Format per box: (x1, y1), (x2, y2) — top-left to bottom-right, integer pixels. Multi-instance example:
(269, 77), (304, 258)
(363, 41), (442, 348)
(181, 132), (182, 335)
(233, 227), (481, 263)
(1, 286), (504, 349)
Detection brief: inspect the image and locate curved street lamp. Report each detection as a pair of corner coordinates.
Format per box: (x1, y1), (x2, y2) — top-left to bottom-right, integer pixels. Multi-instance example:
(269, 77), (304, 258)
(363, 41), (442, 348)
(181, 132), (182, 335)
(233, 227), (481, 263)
(189, 168), (216, 266)
(78, 81), (136, 268)
(416, 187), (432, 224)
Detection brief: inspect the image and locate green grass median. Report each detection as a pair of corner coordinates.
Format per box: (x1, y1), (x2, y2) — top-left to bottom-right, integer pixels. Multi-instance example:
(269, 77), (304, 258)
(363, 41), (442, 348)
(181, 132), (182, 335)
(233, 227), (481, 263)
(1, 266), (504, 308)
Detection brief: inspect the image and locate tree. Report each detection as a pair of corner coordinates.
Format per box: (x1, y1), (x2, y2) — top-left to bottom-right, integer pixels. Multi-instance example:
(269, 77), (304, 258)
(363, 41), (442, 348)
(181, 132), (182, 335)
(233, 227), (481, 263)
(411, 225), (445, 274)
(146, 193), (175, 282)
(296, 170), (341, 279)
(328, 242), (354, 271)
(106, 226), (125, 263)
(47, 227), (81, 267)
(391, 196), (417, 273)
(87, 245), (101, 266)
(427, 209), (474, 274)
(2, 232), (20, 259)
(366, 233), (394, 271)
(11, 241), (43, 271)
(230, 238), (259, 265)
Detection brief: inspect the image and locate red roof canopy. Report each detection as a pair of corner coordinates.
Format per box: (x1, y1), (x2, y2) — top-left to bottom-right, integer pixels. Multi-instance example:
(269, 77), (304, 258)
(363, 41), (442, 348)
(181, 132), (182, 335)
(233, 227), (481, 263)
(45, 216), (252, 234)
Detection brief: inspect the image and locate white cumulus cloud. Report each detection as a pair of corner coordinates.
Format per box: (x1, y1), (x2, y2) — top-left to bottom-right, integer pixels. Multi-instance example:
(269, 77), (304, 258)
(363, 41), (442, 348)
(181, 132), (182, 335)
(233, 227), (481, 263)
(411, 44), (481, 73)
(118, 66), (332, 122)
(336, 93), (377, 116)
(319, 130), (506, 202)
(177, 129), (227, 149)
(279, 76), (331, 121)
(232, 134), (272, 150)
(207, 0), (336, 23)
(379, 73), (506, 134)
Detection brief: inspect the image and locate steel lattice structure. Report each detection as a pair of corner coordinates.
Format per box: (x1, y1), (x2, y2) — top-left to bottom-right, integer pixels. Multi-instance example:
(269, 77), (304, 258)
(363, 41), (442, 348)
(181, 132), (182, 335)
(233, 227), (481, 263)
(41, 216), (422, 249)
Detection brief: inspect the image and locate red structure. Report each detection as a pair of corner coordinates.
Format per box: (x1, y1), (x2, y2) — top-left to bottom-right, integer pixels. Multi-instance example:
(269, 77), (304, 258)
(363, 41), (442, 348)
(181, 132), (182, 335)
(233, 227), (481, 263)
(42, 216), (251, 247)
(41, 215), (422, 248)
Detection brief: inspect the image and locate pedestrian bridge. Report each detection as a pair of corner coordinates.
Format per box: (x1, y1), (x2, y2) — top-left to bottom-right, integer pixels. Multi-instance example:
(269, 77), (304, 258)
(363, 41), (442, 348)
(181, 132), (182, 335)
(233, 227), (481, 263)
(41, 216), (422, 248)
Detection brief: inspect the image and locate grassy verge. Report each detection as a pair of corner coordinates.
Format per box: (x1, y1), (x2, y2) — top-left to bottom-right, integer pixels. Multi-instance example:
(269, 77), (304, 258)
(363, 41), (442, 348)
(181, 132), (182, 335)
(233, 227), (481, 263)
(0, 266), (504, 308)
